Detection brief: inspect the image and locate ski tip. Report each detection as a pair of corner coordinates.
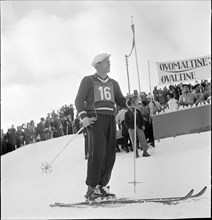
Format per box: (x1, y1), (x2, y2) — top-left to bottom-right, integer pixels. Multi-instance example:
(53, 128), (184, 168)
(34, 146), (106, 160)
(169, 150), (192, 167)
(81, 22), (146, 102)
(203, 186), (207, 190)
(191, 186), (207, 198)
(188, 189), (194, 196)
(180, 188), (194, 200)
(201, 186), (207, 194)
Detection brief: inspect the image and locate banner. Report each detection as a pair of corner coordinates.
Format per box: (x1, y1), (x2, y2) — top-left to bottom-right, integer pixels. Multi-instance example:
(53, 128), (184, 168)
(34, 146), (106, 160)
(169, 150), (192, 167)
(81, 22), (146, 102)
(156, 55), (211, 85)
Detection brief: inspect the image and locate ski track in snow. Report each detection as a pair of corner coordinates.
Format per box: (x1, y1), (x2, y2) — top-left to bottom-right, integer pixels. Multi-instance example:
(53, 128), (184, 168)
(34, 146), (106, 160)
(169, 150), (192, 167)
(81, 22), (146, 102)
(1, 131), (211, 219)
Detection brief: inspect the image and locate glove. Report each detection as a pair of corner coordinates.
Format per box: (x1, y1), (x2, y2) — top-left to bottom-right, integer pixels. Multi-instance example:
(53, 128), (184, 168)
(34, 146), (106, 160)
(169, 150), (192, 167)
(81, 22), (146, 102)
(82, 117), (97, 128)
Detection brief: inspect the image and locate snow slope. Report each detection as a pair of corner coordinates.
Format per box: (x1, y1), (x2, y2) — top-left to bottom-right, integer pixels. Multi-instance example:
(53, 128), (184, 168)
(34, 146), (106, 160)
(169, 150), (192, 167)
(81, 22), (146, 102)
(1, 131), (211, 219)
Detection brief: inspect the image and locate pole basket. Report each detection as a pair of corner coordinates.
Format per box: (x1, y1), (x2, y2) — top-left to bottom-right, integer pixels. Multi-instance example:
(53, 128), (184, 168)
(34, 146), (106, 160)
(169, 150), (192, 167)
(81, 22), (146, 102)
(40, 127), (85, 174)
(41, 162), (53, 174)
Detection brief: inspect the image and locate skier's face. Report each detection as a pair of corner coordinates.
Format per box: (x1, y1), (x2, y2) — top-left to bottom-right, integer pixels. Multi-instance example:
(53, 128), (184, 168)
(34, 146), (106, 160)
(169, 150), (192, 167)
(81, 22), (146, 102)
(96, 57), (110, 74)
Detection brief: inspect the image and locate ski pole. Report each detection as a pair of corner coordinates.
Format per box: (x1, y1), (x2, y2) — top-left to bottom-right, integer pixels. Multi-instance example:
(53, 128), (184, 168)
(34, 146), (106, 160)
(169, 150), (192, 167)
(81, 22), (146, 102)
(128, 104), (142, 192)
(41, 126), (84, 174)
(133, 107), (137, 193)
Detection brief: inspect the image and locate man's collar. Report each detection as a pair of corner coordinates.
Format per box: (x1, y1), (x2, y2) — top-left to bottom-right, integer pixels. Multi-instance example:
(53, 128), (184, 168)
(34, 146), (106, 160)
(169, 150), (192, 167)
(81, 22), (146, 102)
(95, 73), (110, 83)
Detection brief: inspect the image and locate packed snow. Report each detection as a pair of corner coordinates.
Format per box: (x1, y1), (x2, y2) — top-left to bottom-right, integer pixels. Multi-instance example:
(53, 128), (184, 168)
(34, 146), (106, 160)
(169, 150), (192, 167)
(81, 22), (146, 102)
(1, 130), (211, 219)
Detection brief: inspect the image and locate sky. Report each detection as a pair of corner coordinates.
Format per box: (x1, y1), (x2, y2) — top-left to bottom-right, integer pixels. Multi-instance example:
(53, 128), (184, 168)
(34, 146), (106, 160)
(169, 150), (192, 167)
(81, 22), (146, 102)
(1, 0), (211, 131)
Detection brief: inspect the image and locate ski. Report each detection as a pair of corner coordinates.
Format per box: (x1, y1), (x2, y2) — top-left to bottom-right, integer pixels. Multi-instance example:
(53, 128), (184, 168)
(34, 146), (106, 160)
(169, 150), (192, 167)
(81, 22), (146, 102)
(49, 186), (207, 208)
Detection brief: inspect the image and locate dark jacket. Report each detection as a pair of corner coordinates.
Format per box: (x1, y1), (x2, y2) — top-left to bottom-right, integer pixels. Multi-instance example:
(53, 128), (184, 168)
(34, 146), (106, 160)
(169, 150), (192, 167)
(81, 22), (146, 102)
(124, 108), (145, 130)
(37, 122), (45, 134)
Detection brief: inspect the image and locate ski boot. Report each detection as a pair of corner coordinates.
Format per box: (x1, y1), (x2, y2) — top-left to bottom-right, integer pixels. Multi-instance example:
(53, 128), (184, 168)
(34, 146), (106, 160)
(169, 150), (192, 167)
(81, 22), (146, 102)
(143, 150), (150, 157)
(98, 185), (117, 201)
(84, 185), (103, 204)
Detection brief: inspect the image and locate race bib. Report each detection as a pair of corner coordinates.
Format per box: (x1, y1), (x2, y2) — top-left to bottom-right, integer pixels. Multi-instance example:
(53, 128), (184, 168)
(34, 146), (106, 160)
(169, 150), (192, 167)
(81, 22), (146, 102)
(93, 80), (115, 103)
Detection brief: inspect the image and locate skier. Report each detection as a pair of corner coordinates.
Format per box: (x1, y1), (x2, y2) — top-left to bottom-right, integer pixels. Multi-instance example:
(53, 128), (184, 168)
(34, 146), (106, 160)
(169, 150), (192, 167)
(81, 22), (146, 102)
(75, 53), (132, 202)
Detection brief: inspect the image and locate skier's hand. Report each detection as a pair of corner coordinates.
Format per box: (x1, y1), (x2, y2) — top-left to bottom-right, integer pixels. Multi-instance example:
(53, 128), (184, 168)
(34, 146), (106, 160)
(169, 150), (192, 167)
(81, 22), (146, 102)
(82, 117), (97, 128)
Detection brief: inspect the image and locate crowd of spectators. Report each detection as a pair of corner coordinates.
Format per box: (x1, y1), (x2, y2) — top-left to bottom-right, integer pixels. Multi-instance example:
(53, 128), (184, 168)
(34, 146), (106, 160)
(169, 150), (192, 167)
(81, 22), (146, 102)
(1, 79), (211, 156)
(1, 104), (82, 156)
(115, 79), (211, 153)
(152, 79), (211, 107)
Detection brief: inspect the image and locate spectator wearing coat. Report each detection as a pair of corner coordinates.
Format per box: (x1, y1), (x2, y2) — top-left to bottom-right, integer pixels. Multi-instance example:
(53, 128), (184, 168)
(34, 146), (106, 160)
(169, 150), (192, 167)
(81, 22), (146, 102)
(158, 87), (168, 106)
(24, 123), (34, 145)
(197, 84), (211, 103)
(37, 118), (46, 141)
(116, 107), (132, 152)
(192, 83), (202, 101)
(146, 94), (162, 118)
(44, 116), (52, 140)
(124, 99), (150, 158)
(138, 100), (152, 143)
(53, 115), (64, 137)
(1, 130), (8, 155)
(178, 84), (197, 106)
(145, 94), (161, 147)
(169, 85), (180, 100)
(164, 93), (179, 111)
(30, 120), (37, 143)
(16, 126), (25, 148)
(5, 128), (17, 152)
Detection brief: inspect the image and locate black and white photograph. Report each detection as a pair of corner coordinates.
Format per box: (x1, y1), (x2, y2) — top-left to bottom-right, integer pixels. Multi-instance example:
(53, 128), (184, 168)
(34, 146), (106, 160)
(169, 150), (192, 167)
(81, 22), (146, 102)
(1, 0), (211, 219)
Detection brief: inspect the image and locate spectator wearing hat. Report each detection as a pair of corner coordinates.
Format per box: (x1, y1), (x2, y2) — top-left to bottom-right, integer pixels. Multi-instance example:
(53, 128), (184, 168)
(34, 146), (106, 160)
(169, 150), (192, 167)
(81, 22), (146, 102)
(16, 126), (25, 148)
(192, 83), (202, 101)
(178, 84), (197, 106)
(24, 123), (34, 145)
(37, 118), (46, 141)
(169, 85), (179, 100)
(5, 128), (17, 152)
(53, 115), (64, 137)
(51, 110), (57, 119)
(30, 120), (37, 143)
(75, 53), (129, 201)
(153, 86), (159, 102)
(197, 84), (211, 104)
(44, 116), (52, 140)
(158, 87), (168, 106)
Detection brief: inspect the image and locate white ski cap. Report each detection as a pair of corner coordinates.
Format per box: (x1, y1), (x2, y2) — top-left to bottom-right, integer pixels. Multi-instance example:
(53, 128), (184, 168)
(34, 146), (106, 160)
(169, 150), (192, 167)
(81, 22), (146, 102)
(91, 53), (111, 68)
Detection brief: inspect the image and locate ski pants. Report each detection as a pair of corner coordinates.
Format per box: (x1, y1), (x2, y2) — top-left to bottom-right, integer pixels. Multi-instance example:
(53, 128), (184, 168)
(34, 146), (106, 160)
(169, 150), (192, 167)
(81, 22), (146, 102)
(86, 114), (116, 187)
(128, 126), (148, 152)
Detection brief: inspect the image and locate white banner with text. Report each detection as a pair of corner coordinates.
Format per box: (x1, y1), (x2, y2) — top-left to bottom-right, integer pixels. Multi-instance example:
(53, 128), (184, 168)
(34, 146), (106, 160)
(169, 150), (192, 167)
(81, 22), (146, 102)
(156, 55), (211, 85)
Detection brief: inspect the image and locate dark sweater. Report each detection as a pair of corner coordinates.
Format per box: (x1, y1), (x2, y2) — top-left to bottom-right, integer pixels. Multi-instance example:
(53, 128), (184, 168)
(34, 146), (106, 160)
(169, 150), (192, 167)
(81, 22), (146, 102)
(124, 108), (145, 130)
(75, 74), (127, 119)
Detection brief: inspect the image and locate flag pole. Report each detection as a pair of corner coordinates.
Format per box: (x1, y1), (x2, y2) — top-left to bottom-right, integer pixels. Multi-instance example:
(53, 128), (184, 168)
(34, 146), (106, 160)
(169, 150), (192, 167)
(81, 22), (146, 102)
(133, 106), (137, 193)
(125, 55), (131, 95)
(148, 60), (152, 94)
(131, 16), (141, 94)
(127, 16), (142, 193)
